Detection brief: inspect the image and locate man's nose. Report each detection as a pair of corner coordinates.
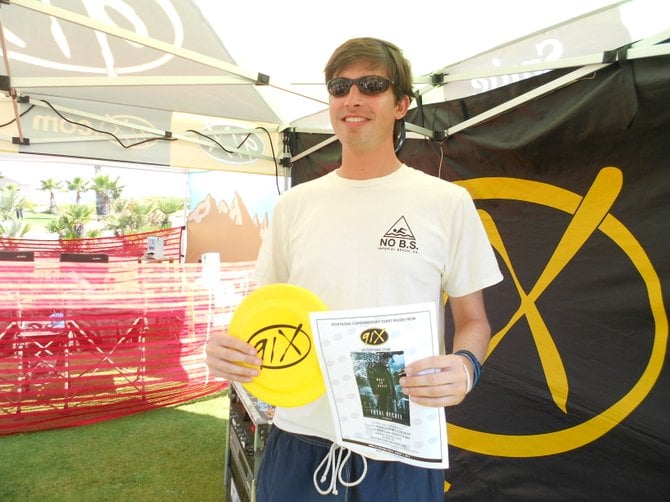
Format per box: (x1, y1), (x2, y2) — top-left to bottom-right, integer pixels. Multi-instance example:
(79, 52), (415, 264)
(343, 84), (363, 105)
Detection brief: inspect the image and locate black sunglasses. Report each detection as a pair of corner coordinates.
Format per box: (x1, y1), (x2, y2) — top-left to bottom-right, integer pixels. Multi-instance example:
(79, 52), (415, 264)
(326, 75), (394, 97)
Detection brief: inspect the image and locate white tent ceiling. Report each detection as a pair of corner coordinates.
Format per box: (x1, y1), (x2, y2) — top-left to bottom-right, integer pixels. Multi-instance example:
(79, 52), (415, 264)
(201, 0), (668, 128)
(0, 0), (668, 173)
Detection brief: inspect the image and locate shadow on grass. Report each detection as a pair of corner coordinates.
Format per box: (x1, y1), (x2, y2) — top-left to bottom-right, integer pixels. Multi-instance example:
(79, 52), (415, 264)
(0, 391), (230, 502)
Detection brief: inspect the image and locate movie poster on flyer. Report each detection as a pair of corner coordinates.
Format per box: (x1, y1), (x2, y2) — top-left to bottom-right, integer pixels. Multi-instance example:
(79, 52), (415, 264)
(310, 302), (449, 469)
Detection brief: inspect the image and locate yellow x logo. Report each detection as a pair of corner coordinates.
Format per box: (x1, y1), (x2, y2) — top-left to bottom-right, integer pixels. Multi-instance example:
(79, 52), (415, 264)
(447, 167), (667, 457)
(483, 167), (622, 413)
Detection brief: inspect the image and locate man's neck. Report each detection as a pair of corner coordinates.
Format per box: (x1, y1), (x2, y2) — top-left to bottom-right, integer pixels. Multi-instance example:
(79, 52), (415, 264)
(337, 148), (402, 180)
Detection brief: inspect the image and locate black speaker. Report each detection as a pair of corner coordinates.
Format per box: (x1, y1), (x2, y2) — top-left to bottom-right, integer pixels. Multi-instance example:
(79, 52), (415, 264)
(0, 250), (35, 261)
(59, 253), (109, 263)
(225, 382), (274, 502)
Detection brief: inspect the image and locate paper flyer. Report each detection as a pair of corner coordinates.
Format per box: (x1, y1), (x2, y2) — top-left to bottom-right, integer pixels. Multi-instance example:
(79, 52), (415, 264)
(310, 302), (449, 469)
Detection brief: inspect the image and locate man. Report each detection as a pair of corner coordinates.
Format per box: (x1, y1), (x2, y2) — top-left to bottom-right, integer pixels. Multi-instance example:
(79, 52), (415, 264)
(366, 353), (398, 413)
(206, 37), (503, 501)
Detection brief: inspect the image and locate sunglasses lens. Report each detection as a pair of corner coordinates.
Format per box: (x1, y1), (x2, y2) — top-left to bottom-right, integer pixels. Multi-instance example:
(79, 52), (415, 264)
(358, 76), (390, 95)
(327, 76), (392, 97)
(327, 78), (352, 97)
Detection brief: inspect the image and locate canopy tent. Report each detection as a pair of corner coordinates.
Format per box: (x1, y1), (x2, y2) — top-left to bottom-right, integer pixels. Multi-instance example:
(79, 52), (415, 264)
(0, 0), (667, 175)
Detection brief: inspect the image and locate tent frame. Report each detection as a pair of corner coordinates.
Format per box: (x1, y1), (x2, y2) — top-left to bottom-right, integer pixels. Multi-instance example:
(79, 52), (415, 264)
(291, 29), (670, 164)
(1, 0), (668, 173)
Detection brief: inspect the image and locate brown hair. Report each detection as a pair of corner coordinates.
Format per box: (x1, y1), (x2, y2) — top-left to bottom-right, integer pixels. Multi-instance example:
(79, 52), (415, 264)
(324, 37), (414, 105)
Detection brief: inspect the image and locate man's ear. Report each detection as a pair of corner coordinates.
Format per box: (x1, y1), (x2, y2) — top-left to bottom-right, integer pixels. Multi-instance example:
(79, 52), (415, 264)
(395, 95), (410, 119)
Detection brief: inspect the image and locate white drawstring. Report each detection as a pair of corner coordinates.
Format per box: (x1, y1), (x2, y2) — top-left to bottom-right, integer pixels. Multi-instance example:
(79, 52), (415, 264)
(313, 443), (368, 496)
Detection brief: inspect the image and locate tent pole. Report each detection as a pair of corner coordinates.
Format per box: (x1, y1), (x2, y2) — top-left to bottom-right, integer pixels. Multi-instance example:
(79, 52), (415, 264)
(441, 32), (670, 137)
(0, 16), (26, 145)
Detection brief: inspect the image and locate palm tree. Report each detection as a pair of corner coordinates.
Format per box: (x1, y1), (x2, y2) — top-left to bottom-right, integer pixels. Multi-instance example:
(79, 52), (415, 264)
(39, 178), (63, 214)
(45, 216), (69, 238)
(0, 218), (30, 238)
(0, 188), (16, 220)
(104, 199), (154, 235)
(153, 198), (185, 228)
(90, 174), (124, 216)
(46, 204), (96, 239)
(67, 177), (89, 204)
(0, 187), (28, 221)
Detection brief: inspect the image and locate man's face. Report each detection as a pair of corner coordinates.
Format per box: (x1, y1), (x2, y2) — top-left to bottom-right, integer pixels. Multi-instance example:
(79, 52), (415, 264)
(328, 62), (409, 154)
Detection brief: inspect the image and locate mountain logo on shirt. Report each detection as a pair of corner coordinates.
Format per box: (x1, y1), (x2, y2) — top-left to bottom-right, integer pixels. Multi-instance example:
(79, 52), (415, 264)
(379, 216), (418, 253)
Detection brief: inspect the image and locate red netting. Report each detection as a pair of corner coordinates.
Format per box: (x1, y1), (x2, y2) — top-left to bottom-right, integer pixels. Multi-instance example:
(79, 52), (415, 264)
(0, 226), (184, 262)
(0, 259), (256, 435)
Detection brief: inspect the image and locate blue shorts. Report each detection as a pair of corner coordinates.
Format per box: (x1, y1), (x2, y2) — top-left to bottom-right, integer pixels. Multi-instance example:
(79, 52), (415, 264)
(256, 426), (444, 501)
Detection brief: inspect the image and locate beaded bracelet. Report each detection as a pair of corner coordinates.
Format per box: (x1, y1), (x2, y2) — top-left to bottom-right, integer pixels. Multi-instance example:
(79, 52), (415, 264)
(454, 349), (482, 387)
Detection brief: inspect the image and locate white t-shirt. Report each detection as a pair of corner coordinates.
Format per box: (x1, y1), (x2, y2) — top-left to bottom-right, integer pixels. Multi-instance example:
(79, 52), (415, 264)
(253, 165), (503, 451)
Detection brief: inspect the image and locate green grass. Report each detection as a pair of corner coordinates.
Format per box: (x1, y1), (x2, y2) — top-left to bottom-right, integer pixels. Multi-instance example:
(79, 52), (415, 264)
(0, 391), (230, 502)
(21, 210), (57, 232)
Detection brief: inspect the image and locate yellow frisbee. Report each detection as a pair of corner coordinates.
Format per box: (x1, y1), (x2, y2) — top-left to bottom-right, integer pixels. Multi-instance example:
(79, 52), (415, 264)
(228, 283), (328, 407)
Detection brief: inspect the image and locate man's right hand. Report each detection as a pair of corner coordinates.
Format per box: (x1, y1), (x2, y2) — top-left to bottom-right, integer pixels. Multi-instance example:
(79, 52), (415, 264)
(205, 331), (262, 382)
